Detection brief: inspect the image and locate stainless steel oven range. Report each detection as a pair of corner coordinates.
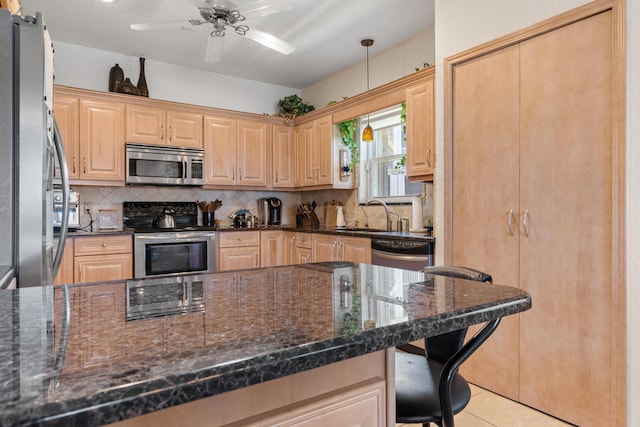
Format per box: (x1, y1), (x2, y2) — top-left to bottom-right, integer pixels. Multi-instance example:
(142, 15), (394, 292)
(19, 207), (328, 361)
(124, 201), (216, 278)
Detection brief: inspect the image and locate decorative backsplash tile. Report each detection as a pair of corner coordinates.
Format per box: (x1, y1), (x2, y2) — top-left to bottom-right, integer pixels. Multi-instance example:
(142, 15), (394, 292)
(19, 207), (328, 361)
(73, 184), (433, 231)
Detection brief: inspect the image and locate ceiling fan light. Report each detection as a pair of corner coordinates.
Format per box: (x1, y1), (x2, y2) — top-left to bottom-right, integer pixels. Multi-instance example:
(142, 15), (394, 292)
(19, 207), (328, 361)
(362, 124), (374, 142)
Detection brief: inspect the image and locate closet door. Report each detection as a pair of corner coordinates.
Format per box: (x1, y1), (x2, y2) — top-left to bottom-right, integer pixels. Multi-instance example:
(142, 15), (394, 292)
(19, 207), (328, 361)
(518, 11), (614, 426)
(451, 45), (521, 399)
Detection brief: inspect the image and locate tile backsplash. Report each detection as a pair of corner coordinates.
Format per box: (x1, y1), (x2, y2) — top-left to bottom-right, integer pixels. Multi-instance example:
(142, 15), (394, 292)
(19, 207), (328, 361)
(74, 184), (433, 231)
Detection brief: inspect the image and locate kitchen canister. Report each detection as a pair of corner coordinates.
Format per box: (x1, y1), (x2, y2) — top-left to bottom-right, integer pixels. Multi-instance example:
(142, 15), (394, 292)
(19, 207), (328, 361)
(336, 205), (346, 227)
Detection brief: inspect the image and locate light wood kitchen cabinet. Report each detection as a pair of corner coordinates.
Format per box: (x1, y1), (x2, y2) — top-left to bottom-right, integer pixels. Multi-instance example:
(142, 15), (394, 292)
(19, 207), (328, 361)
(249, 379), (386, 427)
(204, 117), (267, 187)
(79, 98), (125, 182)
(405, 78), (434, 181)
(217, 231), (261, 271)
(312, 234), (371, 263)
(447, 10), (619, 426)
(53, 94), (80, 179)
(272, 124), (295, 188)
(291, 232), (312, 265)
(73, 234), (133, 283)
(125, 104), (203, 148)
(297, 115), (332, 187)
(53, 237), (75, 285)
(260, 230), (287, 267)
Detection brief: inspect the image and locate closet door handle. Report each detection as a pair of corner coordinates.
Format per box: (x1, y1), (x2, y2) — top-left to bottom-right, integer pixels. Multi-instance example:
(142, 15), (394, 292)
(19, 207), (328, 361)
(507, 209), (515, 236)
(523, 209), (530, 237)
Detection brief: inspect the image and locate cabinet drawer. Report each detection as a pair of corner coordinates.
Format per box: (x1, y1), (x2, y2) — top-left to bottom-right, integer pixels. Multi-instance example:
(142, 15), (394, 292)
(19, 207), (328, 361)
(295, 233), (312, 249)
(218, 231), (261, 247)
(74, 234), (133, 256)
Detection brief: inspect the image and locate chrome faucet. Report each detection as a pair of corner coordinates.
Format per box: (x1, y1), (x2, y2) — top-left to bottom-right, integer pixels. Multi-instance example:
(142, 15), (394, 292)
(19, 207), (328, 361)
(366, 199), (393, 231)
(355, 204), (369, 229)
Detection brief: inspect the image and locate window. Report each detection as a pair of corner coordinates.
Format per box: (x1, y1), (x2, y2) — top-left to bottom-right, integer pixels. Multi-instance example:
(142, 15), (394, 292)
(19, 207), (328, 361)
(358, 105), (424, 203)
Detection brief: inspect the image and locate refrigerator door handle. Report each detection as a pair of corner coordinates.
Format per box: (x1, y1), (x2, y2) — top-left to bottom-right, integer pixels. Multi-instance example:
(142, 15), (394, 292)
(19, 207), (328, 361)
(51, 117), (70, 278)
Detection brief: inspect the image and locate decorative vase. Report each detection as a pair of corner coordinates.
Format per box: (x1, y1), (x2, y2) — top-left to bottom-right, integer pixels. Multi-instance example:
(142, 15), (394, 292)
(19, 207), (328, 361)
(116, 78), (140, 96)
(137, 57), (149, 97)
(108, 63), (124, 92)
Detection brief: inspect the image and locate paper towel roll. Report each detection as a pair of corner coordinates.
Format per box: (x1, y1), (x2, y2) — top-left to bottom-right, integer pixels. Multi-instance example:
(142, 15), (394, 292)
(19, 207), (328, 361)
(410, 195), (424, 231)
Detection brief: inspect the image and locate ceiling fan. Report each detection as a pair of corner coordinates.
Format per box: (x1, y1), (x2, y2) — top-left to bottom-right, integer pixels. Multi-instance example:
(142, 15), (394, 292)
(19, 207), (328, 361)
(130, 0), (295, 62)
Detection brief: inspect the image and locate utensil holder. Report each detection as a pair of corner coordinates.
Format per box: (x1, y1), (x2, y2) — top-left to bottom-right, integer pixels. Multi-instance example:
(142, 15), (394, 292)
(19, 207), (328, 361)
(203, 212), (215, 227)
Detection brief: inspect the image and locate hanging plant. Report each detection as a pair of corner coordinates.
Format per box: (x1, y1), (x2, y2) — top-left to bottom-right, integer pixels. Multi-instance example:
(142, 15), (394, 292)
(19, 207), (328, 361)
(338, 119), (359, 172)
(277, 94), (315, 121)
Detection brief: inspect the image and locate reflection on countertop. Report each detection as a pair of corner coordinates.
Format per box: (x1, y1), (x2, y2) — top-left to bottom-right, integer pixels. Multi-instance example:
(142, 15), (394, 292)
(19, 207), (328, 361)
(0, 262), (529, 426)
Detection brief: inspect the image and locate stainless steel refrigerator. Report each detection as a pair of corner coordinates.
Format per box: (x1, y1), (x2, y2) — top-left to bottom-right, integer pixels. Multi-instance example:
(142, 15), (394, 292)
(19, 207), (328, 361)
(0, 9), (71, 289)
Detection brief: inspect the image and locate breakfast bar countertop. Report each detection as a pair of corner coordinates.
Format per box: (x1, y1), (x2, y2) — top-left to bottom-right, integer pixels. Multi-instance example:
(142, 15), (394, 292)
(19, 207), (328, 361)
(0, 262), (530, 426)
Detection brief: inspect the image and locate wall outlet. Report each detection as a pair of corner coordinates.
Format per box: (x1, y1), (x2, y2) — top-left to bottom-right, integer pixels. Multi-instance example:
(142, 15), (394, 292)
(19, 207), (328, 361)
(83, 202), (92, 213)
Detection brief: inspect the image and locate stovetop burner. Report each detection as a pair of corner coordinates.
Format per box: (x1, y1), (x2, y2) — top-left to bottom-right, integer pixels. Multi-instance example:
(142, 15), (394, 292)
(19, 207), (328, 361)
(123, 201), (215, 232)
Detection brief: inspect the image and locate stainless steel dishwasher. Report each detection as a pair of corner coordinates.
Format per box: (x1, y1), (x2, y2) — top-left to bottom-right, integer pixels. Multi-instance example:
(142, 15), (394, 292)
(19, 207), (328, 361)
(370, 237), (434, 271)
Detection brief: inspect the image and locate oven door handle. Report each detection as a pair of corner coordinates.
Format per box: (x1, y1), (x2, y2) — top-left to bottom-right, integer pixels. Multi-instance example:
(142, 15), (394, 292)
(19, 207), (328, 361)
(135, 232), (216, 242)
(371, 249), (430, 263)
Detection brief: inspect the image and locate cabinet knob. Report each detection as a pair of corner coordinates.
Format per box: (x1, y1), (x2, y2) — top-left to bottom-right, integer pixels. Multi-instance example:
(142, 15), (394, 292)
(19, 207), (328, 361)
(102, 243), (107, 248)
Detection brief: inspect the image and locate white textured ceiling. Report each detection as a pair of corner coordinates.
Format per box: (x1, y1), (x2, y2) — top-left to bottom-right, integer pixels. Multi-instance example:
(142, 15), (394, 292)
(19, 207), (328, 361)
(19, 0), (434, 89)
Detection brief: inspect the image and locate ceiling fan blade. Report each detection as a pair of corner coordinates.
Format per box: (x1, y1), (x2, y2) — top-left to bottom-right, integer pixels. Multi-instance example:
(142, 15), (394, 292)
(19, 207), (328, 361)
(243, 28), (295, 55)
(205, 36), (225, 63)
(188, 0), (211, 9)
(130, 21), (191, 31)
(242, 0), (292, 18)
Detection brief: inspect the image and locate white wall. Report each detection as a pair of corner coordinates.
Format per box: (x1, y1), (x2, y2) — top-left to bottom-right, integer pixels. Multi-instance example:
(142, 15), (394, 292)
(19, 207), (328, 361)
(434, 1), (637, 425)
(301, 29), (435, 109)
(52, 42), (299, 115)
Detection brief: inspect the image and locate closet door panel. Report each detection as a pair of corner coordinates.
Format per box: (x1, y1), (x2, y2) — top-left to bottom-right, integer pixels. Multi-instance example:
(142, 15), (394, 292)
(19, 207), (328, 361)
(518, 11), (614, 426)
(452, 45), (520, 399)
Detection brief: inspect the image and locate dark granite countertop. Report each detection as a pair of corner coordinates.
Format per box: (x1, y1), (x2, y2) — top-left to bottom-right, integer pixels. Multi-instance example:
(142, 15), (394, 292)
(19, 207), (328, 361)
(217, 226), (435, 242)
(0, 262), (529, 426)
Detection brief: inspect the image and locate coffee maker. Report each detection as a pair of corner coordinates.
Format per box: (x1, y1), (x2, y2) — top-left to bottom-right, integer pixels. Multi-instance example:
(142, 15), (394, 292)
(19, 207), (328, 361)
(268, 197), (281, 225)
(257, 197), (282, 226)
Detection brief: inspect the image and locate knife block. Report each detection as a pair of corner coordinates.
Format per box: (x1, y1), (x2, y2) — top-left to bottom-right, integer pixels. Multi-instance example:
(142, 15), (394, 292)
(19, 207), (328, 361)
(296, 211), (320, 228)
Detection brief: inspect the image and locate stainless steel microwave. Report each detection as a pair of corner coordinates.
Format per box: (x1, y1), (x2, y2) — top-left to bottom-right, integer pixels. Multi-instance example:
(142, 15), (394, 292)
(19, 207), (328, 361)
(126, 143), (204, 186)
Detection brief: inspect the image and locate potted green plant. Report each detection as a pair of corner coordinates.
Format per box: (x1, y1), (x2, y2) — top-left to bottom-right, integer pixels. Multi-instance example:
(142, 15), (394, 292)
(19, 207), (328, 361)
(337, 119), (358, 173)
(277, 94), (315, 122)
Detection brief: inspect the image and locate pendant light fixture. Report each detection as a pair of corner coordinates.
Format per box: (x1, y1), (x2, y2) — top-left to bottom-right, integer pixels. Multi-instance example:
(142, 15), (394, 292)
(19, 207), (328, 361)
(361, 38), (374, 142)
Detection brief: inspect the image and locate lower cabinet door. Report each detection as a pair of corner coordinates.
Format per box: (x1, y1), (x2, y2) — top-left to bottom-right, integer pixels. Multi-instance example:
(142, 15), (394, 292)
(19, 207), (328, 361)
(254, 379), (386, 427)
(74, 253), (133, 283)
(218, 246), (260, 271)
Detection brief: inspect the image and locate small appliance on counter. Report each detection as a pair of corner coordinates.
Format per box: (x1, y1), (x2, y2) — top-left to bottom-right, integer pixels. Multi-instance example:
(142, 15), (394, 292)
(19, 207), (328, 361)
(229, 209), (258, 228)
(53, 189), (80, 231)
(257, 197), (282, 226)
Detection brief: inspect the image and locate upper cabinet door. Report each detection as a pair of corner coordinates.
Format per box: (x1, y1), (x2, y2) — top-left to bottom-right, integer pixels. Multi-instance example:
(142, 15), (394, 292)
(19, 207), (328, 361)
(315, 115), (333, 186)
(166, 110), (203, 148)
(79, 99), (125, 182)
(237, 119), (267, 186)
(125, 104), (165, 145)
(272, 124), (295, 188)
(204, 116), (236, 186)
(406, 79), (435, 180)
(53, 94), (80, 179)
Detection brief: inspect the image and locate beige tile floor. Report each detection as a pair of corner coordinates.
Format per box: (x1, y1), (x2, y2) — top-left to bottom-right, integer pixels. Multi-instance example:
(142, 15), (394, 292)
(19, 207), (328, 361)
(396, 384), (574, 427)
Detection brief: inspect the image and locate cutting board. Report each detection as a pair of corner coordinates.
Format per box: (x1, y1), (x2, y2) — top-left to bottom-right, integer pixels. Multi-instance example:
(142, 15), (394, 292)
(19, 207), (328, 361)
(324, 201), (338, 228)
